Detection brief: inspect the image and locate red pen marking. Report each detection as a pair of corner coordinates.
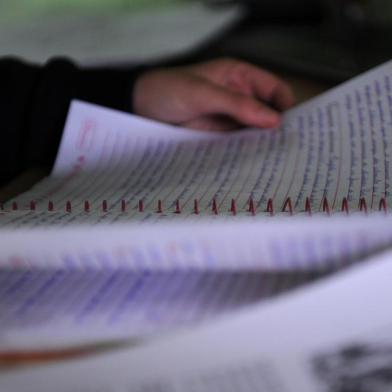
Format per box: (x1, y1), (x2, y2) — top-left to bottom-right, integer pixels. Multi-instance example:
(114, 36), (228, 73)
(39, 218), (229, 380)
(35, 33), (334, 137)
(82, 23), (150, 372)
(12, 202), (18, 211)
(266, 198), (274, 216)
(322, 197), (330, 215)
(77, 119), (96, 151)
(212, 198), (218, 215)
(341, 197), (349, 215)
(48, 201), (54, 212)
(359, 198), (367, 214)
(305, 197), (312, 215)
(29, 201), (36, 211)
(193, 199), (199, 215)
(282, 198), (293, 215)
(66, 201), (72, 213)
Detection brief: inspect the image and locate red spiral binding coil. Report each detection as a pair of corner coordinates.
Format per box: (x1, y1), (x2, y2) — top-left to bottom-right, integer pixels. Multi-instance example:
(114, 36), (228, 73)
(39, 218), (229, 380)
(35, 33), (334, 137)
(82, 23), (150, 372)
(282, 198), (293, 215)
(121, 200), (126, 212)
(193, 199), (199, 215)
(322, 197), (330, 215)
(305, 197), (312, 215)
(379, 198), (387, 213)
(359, 197), (367, 213)
(341, 197), (349, 214)
(230, 199), (237, 216)
(5, 196), (390, 216)
(212, 198), (218, 215)
(175, 200), (181, 214)
(248, 198), (256, 216)
(266, 198), (274, 216)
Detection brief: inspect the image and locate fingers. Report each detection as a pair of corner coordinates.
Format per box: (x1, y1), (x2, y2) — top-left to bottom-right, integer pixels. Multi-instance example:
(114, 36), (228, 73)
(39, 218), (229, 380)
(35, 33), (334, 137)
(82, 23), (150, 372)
(132, 59), (294, 131)
(193, 59), (295, 111)
(244, 66), (295, 111)
(183, 114), (242, 132)
(192, 80), (281, 129)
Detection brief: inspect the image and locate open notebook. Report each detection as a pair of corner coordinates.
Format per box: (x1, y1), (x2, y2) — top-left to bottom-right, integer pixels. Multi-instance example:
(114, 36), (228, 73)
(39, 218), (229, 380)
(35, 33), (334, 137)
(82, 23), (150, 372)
(3, 60), (392, 222)
(1, 60), (392, 351)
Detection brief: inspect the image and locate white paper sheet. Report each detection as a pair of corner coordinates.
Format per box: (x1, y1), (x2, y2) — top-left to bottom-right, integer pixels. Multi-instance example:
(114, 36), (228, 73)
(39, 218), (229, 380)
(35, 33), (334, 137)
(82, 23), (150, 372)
(1, 214), (392, 350)
(1, 215), (392, 272)
(3, 249), (392, 392)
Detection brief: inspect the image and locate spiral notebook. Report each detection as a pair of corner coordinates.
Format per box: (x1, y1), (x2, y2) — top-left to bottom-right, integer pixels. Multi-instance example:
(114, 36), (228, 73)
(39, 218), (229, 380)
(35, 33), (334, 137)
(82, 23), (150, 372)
(1, 60), (392, 351)
(3, 60), (392, 224)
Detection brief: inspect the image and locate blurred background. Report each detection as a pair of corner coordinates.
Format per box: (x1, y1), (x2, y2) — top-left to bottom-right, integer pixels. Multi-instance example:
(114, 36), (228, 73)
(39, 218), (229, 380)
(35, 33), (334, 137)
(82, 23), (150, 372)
(0, 0), (391, 83)
(0, 0), (241, 65)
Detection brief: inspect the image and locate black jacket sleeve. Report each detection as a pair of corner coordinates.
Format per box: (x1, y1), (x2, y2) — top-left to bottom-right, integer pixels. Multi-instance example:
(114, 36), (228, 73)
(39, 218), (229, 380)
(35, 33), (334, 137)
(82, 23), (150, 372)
(0, 57), (146, 186)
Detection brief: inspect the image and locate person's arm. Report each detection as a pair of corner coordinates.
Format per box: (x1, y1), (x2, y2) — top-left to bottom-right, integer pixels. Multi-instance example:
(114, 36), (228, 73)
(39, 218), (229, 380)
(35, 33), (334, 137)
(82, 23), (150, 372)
(133, 58), (294, 131)
(0, 57), (294, 187)
(0, 57), (145, 187)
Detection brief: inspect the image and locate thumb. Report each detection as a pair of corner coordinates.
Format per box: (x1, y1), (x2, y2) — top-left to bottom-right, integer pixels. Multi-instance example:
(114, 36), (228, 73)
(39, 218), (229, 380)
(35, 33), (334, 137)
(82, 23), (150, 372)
(192, 81), (281, 129)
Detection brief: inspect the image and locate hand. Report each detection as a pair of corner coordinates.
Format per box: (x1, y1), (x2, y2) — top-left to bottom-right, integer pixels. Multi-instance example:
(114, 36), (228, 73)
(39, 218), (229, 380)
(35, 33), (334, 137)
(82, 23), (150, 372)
(133, 58), (295, 132)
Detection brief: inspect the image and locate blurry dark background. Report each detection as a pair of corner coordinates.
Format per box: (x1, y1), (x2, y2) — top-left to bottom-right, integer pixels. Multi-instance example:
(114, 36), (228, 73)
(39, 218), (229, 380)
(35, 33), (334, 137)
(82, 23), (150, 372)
(200, 0), (392, 82)
(0, 0), (391, 83)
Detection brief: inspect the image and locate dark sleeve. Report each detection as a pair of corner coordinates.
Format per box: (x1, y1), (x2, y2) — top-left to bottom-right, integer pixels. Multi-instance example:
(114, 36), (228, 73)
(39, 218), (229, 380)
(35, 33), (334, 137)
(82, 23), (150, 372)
(0, 57), (146, 186)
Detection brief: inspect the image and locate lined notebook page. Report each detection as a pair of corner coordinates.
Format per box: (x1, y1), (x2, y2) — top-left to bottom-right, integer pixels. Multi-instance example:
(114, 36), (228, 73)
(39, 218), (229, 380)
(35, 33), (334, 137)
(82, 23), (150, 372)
(2, 215), (392, 272)
(1, 214), (392, 349)
(3, 249), (392, 392)
(0, 270), (318, 350)
(3, 60), (392, 226)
